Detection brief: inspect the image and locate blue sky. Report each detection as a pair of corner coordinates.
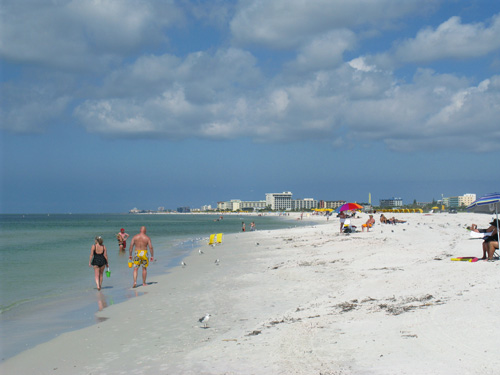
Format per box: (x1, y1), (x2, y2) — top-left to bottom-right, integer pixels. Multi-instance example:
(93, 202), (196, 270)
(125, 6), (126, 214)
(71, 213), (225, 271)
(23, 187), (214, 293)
(1, 0), (499, 213)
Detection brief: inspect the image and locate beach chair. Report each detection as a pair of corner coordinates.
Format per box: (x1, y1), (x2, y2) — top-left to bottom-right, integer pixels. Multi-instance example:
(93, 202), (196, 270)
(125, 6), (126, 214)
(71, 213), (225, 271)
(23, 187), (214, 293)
(216, 233), (223, 244)
(208, 234), (215, 245)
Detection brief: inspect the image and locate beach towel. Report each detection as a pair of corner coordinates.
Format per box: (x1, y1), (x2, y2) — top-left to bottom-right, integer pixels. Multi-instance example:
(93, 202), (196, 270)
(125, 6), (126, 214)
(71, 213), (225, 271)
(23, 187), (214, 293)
(469, 231), (492, 239)
(451, 257), (479, 262)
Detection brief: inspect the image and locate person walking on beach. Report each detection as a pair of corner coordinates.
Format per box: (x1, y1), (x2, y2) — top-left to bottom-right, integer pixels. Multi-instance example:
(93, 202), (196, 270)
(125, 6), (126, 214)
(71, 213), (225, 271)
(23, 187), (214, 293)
(89, 236), (109, 291)
(242, 222), (245, 232)
(117, 228), (129, 252)
(129, 226), (154, 288)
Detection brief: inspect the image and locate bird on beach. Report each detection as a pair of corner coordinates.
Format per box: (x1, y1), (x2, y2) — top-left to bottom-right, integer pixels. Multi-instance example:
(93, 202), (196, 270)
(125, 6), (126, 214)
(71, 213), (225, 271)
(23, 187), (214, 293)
(215, 259), (220, 265)
(199, 249), (204, 255)
(199, 313), (211, 328)
(181, 261), (187, 267)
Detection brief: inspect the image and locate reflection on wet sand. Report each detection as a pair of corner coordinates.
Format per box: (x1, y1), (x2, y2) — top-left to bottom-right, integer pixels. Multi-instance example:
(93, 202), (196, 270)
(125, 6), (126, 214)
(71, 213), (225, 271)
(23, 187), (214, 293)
(94, 289), (144, 317)
(96, 291), (108, 311)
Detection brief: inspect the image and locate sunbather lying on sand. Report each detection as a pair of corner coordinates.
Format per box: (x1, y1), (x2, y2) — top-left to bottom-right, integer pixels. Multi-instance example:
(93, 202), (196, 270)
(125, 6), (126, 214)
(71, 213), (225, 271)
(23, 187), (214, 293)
(390, 217), (406, 224)
(379, 214), (406, 225)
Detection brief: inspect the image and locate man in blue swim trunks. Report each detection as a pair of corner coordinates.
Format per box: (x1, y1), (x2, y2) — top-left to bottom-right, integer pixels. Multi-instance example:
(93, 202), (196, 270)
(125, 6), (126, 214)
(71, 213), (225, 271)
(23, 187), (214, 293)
(129, 226), (154, 288)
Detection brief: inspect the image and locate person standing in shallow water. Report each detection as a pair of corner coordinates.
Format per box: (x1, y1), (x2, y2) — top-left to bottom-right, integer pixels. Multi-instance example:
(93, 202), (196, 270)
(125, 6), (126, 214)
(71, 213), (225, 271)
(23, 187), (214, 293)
(89, 236), (109, 291)
(117, 228), (129, 252)
(129, 226), (154, 288)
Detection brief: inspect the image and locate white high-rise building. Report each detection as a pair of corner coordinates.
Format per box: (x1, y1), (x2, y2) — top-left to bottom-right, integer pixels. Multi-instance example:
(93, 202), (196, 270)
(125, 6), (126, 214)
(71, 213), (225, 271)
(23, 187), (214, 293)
(266, 192), (293, 210)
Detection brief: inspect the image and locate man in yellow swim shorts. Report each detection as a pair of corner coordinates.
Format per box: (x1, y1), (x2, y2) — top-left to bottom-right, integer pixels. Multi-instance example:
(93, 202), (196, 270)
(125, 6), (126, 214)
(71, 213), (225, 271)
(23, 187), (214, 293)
(128, 226), (154, 288)
(133, 249), (149, 268)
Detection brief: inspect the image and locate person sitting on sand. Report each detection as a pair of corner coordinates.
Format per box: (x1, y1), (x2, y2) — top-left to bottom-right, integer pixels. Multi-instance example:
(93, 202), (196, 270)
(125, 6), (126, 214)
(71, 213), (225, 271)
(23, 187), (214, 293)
(380, 214), (388, 224)
(481, 219), (499, 260)
(483, 228), (498, 261)
(362, 215), (375, 232)
(486, 237), (499, 261)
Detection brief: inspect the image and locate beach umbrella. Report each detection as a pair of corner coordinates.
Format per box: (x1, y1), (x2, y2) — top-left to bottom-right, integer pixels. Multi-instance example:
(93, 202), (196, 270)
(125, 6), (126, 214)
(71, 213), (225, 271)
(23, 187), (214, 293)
(467, 193), (500, 244)
(338, 202), (363, 212)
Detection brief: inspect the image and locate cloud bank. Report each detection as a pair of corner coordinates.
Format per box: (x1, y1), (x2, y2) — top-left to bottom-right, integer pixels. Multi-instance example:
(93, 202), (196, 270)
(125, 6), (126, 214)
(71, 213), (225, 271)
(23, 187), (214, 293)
(1, 0), (500, 152)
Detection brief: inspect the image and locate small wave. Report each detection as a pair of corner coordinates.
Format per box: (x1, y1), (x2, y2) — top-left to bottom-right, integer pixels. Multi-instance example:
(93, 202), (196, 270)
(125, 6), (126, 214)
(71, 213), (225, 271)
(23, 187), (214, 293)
(1, 298), (34, 314)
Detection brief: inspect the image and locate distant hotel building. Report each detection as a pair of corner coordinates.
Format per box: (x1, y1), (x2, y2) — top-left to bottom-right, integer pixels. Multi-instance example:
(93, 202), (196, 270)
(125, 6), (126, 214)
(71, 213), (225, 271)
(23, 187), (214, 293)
(266, 192), (293, 210)
(319, 200), (346, 209)
(265, 192), (319, 211)
(217, 199), (267, 211)
(292, 198), (318, 210)
(379, 197), (403, 208)
(447, 193), (476, 208)
(216, 192), (319, 211)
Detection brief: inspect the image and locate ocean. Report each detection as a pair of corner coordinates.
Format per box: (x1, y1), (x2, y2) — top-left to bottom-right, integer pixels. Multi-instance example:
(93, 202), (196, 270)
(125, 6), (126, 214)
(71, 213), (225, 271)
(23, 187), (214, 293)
(0, 213), (305, 360)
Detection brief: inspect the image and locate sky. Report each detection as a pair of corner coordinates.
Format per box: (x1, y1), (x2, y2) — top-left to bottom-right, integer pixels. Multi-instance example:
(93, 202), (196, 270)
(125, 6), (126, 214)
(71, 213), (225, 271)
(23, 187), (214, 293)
(1, 0), (500, 213)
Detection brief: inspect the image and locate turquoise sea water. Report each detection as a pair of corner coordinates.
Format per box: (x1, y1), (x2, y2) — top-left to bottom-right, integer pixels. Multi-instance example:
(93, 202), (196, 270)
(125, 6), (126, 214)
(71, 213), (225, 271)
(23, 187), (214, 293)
(0, 213), (303, 360)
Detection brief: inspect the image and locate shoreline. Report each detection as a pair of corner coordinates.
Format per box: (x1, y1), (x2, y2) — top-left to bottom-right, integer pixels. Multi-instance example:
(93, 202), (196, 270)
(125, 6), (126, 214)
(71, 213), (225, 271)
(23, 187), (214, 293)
(0, 212), (312, 362)
(3, 212), (500, 374)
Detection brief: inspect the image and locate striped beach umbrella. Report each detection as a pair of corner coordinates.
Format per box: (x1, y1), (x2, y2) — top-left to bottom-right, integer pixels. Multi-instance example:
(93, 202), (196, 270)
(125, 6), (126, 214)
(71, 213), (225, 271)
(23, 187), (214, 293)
(467, 193), (500, 244)
(338, 202), (363, 212)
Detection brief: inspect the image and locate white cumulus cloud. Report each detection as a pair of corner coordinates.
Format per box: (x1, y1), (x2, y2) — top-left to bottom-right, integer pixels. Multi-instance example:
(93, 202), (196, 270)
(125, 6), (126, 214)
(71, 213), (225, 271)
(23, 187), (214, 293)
(394, 14), (500, 63)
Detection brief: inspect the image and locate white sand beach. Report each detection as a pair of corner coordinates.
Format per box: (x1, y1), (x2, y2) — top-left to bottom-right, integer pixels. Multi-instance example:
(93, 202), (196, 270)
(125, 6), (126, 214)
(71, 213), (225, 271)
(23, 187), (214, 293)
(3, 212), (500, 375)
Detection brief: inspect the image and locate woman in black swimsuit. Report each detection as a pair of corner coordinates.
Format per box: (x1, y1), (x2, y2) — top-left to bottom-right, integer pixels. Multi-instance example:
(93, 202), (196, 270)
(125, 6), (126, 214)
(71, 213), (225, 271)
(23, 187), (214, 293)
(89, 236), (109, 290)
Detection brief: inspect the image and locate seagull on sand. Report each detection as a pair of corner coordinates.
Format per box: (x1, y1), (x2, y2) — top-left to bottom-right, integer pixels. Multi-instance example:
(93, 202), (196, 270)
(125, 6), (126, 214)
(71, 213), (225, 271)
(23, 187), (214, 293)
(199, 249), (204, 255)
(215, 259), (220, 265)
(181, 261), (187, 267)
(199, 313), (211, 328)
